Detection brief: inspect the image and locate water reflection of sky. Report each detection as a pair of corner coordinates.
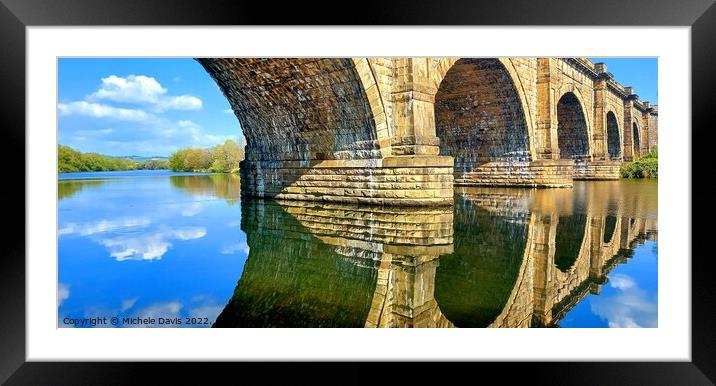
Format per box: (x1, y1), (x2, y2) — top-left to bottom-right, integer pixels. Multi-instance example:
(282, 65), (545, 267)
(58, 171), (248, 327)
(559, 240), (658, 328)
(59, 172), (658, 328)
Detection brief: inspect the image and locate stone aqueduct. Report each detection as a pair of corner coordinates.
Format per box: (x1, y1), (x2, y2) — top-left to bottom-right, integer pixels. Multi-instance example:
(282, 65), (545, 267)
(199, 58), (658, 206)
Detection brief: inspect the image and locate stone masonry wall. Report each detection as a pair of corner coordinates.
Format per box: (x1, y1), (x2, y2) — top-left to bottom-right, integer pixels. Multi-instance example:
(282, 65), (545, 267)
(573, 159), (621, 180)
(648, 111), (659, 152)
(240, 157), (454, 206)
(200, 58), (656, 205)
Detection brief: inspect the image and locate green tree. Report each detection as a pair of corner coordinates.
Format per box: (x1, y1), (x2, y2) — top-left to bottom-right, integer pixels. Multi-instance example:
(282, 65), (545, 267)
(58, 145), (138, 172)
(621, 147), (658, 178)
(169, 148), (190, 171)
(58, 145), (82, 172)
(137, 159), (169, 170)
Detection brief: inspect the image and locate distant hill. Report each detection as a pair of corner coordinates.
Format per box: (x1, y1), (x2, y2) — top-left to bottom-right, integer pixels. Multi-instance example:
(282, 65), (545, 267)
(114, 155), (169, 161)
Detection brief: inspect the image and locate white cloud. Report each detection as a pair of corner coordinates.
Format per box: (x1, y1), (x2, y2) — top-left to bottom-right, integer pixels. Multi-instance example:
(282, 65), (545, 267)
(90, 75), (166, 104)
(223, 108), (234, 114)
(58, 101), (151, 121)
(121, 298), (138, 312)
(157, 95), (202, 111)
(88, 74), (202, 111)
(590, 274), (657, 328)
(137, 301), (182, 318)
(189, 305), (223, 322)
(171, 228), (208, 240)
(221, 242), (250, 255)
(171, 120), (237, 148)
(226, 220), (242, 227)
(59, 217), (151, 237)
(57, 73), (240, 156)
(177, 119), (197, 128)
(180, 202), (203, 217)
(99, 226), (207, 261)
(609, 274), (636, 290)
(133, 302), (183, 327)
(73, 128), (114, 136)
(58, 283), (70, 306)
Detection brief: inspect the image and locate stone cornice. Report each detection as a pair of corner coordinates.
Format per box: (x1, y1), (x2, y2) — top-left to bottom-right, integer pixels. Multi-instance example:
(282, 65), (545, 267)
(562, 58), (649, 105)
(564, 58), (599, 78)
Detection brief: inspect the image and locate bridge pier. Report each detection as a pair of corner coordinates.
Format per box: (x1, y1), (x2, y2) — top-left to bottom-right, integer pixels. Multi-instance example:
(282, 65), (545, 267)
(453, 159), (574, 187)
(573, 159), (622, 180)
(239, 156), (454, 206)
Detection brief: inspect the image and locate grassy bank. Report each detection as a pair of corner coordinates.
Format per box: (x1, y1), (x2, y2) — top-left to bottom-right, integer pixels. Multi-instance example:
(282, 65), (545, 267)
(621, 147), (657, 178)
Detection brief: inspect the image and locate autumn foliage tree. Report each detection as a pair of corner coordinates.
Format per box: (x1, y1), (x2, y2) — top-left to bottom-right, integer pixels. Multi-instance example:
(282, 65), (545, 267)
(210, 139), (244, 172)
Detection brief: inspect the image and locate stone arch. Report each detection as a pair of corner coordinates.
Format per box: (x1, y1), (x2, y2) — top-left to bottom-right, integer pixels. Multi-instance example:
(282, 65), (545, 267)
(198, 58), (388, 163)
(632, 121), (641, 159)
(606, 111), (621, 160)
(556, 91), (590, 160)
(433, 58), (532, 171)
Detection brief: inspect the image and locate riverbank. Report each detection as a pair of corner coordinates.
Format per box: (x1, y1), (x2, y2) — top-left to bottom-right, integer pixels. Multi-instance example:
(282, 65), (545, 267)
(621, 148), (658, 179)
(59, 145), (168, 172)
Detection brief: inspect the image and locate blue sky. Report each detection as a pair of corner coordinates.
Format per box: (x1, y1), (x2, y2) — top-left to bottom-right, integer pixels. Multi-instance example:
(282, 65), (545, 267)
(58, 58), (239, 157)
(589, 57), (658, 104)
(58, 58), (658, 157)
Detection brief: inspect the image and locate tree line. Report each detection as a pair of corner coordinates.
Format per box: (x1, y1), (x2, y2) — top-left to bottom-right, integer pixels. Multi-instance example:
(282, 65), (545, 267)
(168, 139), (244, 172)
(58, 145), (168, 172)
(58, 140), (246, 173)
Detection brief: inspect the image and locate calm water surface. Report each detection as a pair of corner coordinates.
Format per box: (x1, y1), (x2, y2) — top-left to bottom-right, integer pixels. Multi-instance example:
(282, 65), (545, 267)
(58, 171), (657, 328)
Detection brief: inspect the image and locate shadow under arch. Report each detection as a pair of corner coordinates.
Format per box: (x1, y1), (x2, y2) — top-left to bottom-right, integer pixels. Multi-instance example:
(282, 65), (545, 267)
(213, 200), (380, 328)
(434, 58), (531, 171)
(198, 58), (392, 203)
(632, 121), (641, 158)
(198, 58), (384, 164)
(606, 111), (621, 160)
(556, 92), (590, 161)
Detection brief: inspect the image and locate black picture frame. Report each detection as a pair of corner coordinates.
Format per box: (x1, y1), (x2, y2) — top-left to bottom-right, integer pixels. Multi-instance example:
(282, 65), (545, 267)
(1, 0), (714, 383)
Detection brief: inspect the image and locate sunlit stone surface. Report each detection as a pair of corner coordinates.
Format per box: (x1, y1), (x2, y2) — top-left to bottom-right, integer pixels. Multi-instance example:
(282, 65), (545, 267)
(198, 58), (658, 206)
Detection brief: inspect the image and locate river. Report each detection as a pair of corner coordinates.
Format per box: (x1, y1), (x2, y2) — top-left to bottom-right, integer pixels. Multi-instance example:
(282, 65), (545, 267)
(58, 170), (657, 328)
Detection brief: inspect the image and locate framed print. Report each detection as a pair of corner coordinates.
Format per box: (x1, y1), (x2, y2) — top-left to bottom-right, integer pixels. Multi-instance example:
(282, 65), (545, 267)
(2, 0), (715, 383)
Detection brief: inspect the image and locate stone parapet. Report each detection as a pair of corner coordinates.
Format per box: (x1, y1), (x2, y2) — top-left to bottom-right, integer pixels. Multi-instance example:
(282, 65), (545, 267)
(239, 156), (454, 206)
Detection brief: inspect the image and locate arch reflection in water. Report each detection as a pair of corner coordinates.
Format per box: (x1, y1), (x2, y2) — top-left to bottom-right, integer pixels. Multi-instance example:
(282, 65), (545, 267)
(213, 200), (455, 327)
(215, 180), (657, 328)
